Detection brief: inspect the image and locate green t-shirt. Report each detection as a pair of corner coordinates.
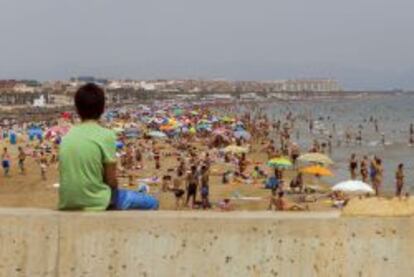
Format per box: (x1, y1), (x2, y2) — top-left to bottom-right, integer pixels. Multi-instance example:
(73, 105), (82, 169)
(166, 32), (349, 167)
(58, 121), (116, 211)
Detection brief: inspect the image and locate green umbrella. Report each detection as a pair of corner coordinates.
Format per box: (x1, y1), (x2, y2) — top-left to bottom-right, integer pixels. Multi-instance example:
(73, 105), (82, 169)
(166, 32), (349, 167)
(267, 157), (293, 169)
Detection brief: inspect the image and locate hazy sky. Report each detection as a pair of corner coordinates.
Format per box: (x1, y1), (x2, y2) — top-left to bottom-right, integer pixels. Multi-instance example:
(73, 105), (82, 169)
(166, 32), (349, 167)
(1, 0), (414, 89)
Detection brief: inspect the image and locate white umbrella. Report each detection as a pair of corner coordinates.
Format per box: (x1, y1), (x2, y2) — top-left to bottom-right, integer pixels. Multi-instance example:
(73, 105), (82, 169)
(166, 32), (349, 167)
(332, 180), (374, 194)
(298, 153), (334, 165)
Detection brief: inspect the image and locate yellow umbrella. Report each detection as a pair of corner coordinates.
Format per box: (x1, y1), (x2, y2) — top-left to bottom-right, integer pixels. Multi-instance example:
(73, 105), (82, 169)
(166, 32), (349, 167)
(301, 165), (333, 177)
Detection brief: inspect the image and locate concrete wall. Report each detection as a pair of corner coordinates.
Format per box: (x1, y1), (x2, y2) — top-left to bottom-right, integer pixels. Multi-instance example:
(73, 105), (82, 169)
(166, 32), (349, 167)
(0, 209), (413, 277)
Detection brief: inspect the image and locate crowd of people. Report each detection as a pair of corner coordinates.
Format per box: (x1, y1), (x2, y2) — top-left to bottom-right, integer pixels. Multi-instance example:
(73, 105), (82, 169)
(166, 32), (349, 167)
(0, 83), (412, 212)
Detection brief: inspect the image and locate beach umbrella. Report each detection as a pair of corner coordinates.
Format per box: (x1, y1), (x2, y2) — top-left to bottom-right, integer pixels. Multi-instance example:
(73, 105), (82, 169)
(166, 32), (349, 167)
(148, 131), (167, 138)
(301, 165), (333, 177)
(223, 145), (249, 154)
(234, 130), (251, 141)
(173, 108), (183, 116)
(189, 127), (197, 134)
(298, 153), (334, 165)
(221, 116), (235, 123)
(196, 123), (212, 131)
(124, 128), (140, 138)
(332, 180), (374, 194)
(267, 157), (292, 169)
(160, 124), (177, 132)
(210, 116), (219, 123)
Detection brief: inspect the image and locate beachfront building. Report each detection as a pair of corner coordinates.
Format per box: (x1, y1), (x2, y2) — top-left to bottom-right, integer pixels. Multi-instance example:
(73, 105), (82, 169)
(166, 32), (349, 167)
(282, 79), (341, 92)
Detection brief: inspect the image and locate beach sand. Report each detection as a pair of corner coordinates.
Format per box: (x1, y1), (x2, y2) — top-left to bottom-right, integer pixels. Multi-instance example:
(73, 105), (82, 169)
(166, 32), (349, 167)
(0, 139), (334, 212)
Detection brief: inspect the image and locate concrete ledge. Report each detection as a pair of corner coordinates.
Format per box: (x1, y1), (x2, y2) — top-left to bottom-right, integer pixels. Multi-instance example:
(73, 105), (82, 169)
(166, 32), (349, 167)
(0, 209), (413, 276)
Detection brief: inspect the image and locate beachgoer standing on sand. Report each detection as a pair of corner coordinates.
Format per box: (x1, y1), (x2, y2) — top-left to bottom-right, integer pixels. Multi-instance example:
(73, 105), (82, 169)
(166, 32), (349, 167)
(1, 147), (10, 177)
(373, 158), (383, 196)
(186, 165), (199, 208)
(268, 187), (279, 211)
(238, 153), (248, 178)
(172, 169), (185, 209)
(59, 83), (158, 211)
(154, 150), (161, 170)
(200, 165), (210, 209)
(395, 163), (404, 197)
(369, 157), (377, 186)
(374, 119), (379, 133)
(360, 156), (369, 183)
(17, 146), (26, 175)
(134, 145), (143, 169)
(290, 172), (304, 193)
(349, 154), (358, 180)
(290, 144), (300, 168)
(39, 151), (48, 180)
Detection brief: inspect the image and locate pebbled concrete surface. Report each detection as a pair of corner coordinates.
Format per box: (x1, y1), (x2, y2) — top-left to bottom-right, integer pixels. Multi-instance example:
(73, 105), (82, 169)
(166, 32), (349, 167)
(0, 209), (413, 277)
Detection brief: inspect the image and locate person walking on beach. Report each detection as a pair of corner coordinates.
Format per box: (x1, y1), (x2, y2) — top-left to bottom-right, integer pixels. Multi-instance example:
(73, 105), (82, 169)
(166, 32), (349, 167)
(360, 156), (369, 183)
(369, 157), (377, 186)
(395, 163), (404, 197)
(1, 147), (11, 177)
(39, 151), (48, 180)
(200, 165), (211, 209)
(349, 154), (358, 180)
(372, 158), (383, 196)
(172, 169), (185, 209)
(186, 165), (199, 208)
(17, 146), (26, 175)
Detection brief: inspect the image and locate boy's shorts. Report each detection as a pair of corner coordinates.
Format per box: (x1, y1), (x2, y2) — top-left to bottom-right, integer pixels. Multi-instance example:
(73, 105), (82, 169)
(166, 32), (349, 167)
(110, 188), (159, 210)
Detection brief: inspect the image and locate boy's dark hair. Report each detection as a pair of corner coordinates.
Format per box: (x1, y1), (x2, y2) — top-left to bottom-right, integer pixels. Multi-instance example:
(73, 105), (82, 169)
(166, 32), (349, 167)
(74, 83), (105, 120)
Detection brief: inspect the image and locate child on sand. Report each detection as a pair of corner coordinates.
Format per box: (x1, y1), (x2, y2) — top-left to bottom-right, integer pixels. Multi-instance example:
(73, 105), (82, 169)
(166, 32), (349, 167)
(218, 198), (233, 211)
(39, 151), (48, 180)
(17, 146), (26, 175)
(349, 154), (358, 180)
(1, 147), (10, 177)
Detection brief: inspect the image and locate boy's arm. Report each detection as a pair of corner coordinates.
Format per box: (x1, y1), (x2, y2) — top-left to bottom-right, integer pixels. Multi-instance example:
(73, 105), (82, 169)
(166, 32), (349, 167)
(104, 163), (118, 189)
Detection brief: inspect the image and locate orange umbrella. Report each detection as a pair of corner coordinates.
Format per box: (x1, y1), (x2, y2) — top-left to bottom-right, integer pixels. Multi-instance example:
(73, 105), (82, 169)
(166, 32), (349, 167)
(301, 165), (333, 177)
